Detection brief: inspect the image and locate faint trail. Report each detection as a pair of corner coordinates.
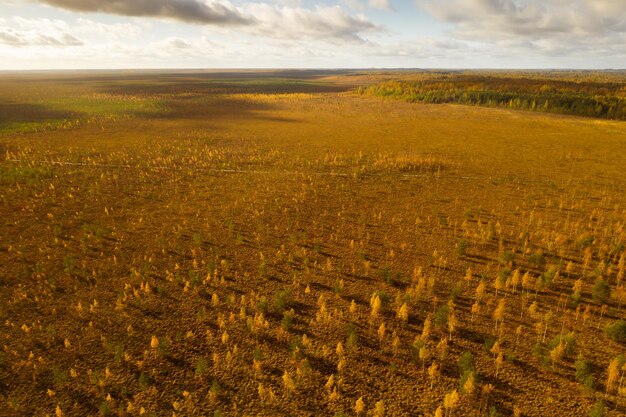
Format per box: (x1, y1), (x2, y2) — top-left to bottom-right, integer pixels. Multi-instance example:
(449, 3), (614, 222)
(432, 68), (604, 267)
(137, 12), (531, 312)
(5, 158), (480, 180)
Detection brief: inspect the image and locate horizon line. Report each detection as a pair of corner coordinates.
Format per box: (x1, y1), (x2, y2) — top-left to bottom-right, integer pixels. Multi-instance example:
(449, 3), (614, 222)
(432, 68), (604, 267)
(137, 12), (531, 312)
(0, 67), (625, 73)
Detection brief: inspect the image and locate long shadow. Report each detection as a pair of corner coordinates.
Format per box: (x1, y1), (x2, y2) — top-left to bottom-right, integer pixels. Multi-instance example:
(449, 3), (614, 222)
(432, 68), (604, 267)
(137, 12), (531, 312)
(0, 102), (78, 124)
(147, 94), (303, 124)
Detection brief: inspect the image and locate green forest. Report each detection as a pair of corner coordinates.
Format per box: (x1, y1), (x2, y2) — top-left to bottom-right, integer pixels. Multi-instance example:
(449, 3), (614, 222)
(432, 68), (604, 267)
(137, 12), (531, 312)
(360, 74), (626, 120)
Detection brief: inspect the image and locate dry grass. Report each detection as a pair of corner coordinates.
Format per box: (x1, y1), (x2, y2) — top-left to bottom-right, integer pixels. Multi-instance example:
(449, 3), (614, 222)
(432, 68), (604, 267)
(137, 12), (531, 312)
(1, 71), (626, 417)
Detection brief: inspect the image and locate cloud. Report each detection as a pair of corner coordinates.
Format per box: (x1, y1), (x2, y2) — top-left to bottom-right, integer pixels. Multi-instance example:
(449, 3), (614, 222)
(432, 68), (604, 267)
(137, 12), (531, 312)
(34, 0), (251, 26)
(75, 18), (145, 39)
(0, 17), (83, 46)
(368, 0), (391, 11)
(0, 27), (83, 46)
(239, 4), (381, 42)
(417, 0), (626, 39)
(341, 0), (392, 12)
(416, 0), (626, 59)
(30, 1), (382, 43)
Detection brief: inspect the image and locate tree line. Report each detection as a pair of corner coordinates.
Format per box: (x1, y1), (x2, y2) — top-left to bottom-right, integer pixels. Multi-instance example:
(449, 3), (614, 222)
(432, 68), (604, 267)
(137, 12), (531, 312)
(359, 75), (626, 120)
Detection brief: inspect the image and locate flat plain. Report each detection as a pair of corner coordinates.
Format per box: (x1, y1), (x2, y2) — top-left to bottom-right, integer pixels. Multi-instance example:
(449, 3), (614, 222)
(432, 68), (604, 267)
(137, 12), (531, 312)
(1, 70), (626, 417)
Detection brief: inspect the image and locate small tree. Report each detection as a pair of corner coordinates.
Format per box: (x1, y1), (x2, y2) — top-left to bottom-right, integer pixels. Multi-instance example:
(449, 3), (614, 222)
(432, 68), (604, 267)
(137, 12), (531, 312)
(282, 371), (295, 397)
(371, 294), (382, 319)
(471, 301), (480, 322)
(475, 280), (486, 302)
(493, 299), (506, 332)
(606, 356), (623, 396)
(355, 397), (365, 416)
(443, 390), (459, 417)
(378, 322), (386, 345)
(549, 342), (565, 369)
(589, 400), (605, 417)
(604, 320), (626, 342)
(592, 279), (611, 304)
(373, 400), (385, 417)
(448, 310), (458, 341)
(464, 267), (473, 286)
(422, 314), (432, 340)
(397, 303), (409, 324)
(510, 269), (520, 294)
(462, 371), (475, 397)
(495, 351), (504, 377)
(428, 362), (440, 390)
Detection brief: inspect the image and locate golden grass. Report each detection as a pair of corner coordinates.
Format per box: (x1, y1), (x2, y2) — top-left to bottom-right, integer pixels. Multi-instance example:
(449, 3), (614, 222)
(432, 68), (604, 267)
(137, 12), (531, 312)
(1, 72), (626, 417)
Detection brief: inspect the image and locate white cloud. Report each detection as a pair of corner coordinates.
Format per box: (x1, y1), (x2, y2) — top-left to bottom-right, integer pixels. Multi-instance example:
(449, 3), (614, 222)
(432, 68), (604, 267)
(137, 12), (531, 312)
(416, 0), (626, 60)
(239, 4), (381, 42)
(417, 0), (626, 39)
(27, 0), (383, 43)
(75, 18), (145, 39)
(0, 17), (83, 46)
(341, 0), (392, 12)
(368, 0), (391, 11)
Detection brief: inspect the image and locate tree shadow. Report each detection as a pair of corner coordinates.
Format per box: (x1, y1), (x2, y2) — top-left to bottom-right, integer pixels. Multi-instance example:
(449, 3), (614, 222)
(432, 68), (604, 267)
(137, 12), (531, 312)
(0, 102), (78, 124)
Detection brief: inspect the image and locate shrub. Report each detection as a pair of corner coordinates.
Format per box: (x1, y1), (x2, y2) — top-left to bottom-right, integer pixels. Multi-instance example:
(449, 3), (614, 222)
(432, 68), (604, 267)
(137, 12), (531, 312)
(574, 355), (591, 382)
(589, 400), (605, 417)
(548, 333), (576, 356)
(273, 289), (293, 313)
(456, 239), (467, 257)
(195, 358), (209, 376)
(500, 251), (515, 265)
(458, 351), (476, 388)
(434, 305), (449, 329)
(458, 352), (475, 373)
(592, 279), (610, 304)
(529, 252), (546, 269)
(604, 320), (626, 342)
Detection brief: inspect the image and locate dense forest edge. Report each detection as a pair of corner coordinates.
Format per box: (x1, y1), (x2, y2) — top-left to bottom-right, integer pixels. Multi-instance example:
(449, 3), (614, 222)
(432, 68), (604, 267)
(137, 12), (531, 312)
(358, 74), (626, 120)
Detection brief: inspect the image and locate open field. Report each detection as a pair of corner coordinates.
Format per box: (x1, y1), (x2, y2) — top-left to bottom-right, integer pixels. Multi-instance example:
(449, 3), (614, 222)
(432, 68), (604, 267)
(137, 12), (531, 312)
(1, 70), (626, 417)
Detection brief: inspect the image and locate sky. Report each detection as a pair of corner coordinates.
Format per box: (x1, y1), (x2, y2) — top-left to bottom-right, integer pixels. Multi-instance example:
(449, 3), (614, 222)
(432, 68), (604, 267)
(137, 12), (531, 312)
(0, 0), (625, 69)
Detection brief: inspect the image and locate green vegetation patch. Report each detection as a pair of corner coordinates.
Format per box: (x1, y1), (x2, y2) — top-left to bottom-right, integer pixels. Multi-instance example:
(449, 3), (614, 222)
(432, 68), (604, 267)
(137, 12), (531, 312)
(361, 74), (626, 120)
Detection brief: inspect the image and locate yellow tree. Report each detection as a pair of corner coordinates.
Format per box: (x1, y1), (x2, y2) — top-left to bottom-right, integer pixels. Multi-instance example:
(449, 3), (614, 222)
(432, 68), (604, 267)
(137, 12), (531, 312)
(397, 303), (409, 324)
(436, 338), (448, 362)
(391, 331), (400, 357)
(282, 371), (295, 397)
(606, 356), (620, 396)
(463, 371), (475, 398)
(378, 322), (386, 345)
(510, 269), (520, 294)
(355, 397), (365, 416)
(464, 267), (473, 286)
(422, 314), (432, 341)
(443, 390), (459, 417)
(448, 309), (458, 341)
(475, 280), (486, 302)
(371, 294), (382, 319)
(493, 298), (506, 332)
(495, 351), (504, 377)
(428, 362), (440, 390)
(470, 301), (480, 322)
(373, 400), (385, 417)
(549, 342), (565, 369)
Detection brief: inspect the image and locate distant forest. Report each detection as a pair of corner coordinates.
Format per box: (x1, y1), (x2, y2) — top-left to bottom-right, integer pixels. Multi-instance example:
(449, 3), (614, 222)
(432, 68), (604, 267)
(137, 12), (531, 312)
(359, 73), (626, 120)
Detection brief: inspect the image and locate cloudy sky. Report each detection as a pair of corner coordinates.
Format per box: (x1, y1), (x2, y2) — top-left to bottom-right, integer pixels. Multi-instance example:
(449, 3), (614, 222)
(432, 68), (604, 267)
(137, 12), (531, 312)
(0, 0), (625, 69)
